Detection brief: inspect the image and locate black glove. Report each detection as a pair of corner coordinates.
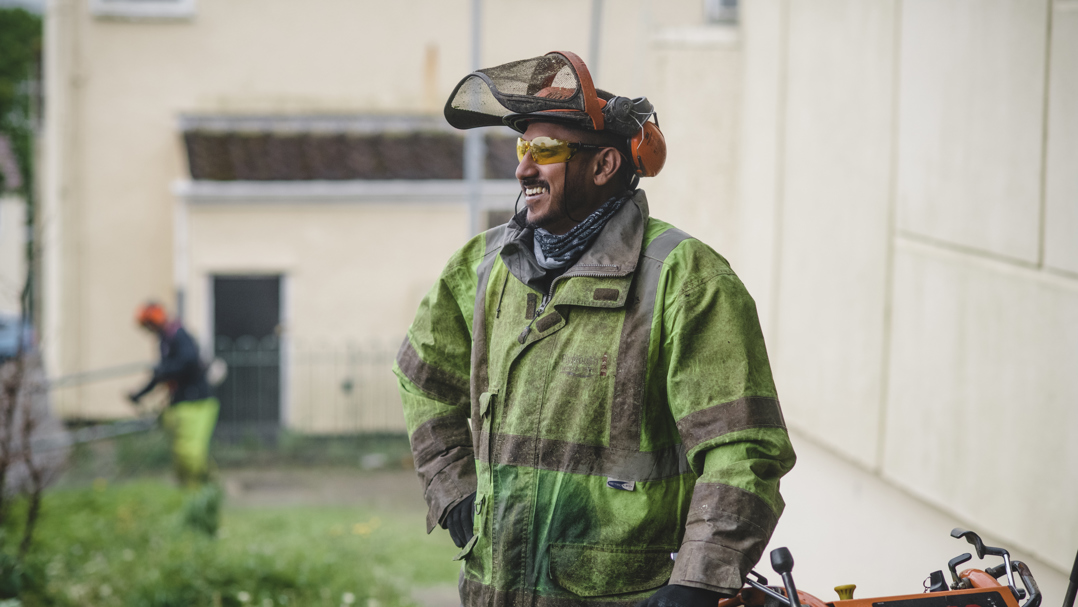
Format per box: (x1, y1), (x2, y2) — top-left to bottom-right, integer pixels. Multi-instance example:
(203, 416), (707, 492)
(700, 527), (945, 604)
(635, 584), (728, 607)
(442, 492), (476, 548)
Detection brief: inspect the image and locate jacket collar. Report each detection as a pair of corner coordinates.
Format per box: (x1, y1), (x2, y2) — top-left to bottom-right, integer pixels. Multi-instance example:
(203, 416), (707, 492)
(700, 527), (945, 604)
(499, 189), (650, 293)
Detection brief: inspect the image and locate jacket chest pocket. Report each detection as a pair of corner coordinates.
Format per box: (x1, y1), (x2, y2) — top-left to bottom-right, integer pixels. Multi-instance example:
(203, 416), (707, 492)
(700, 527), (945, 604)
(493, 302), (630, 447)
(533, 309), (625, 446)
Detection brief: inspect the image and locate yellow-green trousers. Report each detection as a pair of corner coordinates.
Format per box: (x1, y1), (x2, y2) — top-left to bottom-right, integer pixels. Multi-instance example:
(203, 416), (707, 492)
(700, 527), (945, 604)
(161, 398), (219, 487)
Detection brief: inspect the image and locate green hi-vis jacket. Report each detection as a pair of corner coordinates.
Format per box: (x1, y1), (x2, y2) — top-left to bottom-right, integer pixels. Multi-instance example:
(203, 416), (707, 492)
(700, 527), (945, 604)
(394, 190), (795, 607)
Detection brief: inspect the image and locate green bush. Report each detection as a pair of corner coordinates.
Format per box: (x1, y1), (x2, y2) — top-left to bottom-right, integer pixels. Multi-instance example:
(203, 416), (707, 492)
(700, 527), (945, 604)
(0, 549), (20, 599)
(182, 484), (223, 537)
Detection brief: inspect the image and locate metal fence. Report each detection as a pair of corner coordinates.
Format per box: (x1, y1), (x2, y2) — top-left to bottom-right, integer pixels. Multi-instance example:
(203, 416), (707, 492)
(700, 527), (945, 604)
(213, 338), (403, 441)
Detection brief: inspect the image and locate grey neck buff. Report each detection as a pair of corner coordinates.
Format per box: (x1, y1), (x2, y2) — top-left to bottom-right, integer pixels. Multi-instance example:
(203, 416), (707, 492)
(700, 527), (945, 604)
(532, 191), (632, 270)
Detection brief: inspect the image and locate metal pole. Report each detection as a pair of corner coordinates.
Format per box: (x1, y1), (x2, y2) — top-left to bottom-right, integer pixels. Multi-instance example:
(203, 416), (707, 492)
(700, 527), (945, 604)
(464, 0), (485, 236)
(172, 195), (188, 321)
(47, 361), (153, 388)
(589, 0), (604, 79)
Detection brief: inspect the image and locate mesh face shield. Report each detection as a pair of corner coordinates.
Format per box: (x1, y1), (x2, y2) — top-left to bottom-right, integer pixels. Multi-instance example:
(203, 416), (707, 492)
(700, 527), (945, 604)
(445, 50), (667, 178)
(444, 51), (608, 135)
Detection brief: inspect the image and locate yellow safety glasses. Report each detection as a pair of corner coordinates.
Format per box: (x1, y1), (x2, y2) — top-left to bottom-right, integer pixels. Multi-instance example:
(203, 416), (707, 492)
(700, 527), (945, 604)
(516, 136), (606, 165)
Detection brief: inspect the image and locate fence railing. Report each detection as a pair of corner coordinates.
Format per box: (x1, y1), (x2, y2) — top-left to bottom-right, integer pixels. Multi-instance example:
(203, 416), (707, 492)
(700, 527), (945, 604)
(214, 338), (404, 440)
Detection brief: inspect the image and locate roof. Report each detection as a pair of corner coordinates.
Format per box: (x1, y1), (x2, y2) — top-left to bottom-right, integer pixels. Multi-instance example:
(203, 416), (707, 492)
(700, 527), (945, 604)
(180, 115), (518, 181)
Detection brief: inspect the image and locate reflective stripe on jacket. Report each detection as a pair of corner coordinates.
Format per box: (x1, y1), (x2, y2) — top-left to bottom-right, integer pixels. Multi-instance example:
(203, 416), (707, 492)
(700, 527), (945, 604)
(394, 190), (796, 607)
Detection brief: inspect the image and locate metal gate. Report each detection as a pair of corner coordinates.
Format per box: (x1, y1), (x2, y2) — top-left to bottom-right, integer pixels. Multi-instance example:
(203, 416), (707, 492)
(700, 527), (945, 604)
(213, 339), (404, 440)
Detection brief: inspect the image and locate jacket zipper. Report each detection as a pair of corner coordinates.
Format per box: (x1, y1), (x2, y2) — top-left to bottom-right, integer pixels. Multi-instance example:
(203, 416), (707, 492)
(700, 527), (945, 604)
(516, 270), (628, 344)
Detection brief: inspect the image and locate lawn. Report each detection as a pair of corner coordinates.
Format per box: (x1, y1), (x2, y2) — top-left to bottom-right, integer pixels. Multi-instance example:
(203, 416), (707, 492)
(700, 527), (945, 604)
(0, 433), (461, 607)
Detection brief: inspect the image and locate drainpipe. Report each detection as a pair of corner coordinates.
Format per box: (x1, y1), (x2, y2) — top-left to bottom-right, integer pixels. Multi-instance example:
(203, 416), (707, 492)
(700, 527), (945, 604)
(173, 194), (188, 322)
(589, 0), (603, 79)
(463, 0), (485, 236)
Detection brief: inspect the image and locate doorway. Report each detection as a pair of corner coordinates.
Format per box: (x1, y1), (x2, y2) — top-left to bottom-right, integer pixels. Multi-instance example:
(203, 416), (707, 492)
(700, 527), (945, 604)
(212, 275), (281, 441)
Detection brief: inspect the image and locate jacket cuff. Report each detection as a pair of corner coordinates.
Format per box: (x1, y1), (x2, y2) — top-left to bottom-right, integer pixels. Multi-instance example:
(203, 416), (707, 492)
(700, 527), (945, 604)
(670, 540), (752, 595)
(671, 482), (779, 593)
(423, 456), (478, 533)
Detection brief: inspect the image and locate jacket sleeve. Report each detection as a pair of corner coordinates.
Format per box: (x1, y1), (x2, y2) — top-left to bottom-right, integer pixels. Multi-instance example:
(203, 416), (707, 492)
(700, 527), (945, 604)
(131, 329), (200, 401)
(130, 374), (159, 401)
(661, 249), (796, 594)
(393, 241), (485, 533)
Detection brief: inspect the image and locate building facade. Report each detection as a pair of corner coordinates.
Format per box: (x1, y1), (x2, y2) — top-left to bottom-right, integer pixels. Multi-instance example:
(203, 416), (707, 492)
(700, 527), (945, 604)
(39, 0), (713, 430)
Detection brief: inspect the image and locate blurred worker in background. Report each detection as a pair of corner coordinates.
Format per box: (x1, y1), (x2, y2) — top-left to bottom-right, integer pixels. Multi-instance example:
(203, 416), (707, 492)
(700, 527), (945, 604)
(129, 301), (219, 488)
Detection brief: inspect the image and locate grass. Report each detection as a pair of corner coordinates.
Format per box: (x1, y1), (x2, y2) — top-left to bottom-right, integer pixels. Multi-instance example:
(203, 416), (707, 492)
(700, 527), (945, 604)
(0, 432), (461, 606)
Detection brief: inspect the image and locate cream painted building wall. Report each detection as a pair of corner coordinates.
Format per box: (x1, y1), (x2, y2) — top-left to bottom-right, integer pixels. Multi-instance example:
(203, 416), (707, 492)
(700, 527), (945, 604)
(174, 180), (518, 432)
(39, 0), (712, 420)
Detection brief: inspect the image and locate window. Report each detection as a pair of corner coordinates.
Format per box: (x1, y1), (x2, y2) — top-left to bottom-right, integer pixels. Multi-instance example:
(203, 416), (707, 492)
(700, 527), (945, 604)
(88, 0), (196, 20)
(703, 0), (738, 25)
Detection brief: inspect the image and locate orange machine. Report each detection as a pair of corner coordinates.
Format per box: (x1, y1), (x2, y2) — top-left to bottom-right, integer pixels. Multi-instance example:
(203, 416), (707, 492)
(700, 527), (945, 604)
(720, 529), (1077, 607)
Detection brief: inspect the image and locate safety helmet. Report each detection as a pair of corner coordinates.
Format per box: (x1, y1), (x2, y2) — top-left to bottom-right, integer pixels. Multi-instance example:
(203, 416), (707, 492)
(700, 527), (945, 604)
(135, 301), (167, 329)
(444, 51), (666, 178)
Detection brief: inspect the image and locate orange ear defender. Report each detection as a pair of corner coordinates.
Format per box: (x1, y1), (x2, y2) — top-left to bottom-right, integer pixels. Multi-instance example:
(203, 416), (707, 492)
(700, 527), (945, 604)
(628, 120), (666, 178)
(600, 93), (666, 177)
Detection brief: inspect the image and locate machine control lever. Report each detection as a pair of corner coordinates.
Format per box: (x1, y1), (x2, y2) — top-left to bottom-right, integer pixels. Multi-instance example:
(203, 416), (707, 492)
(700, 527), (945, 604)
(952, 528), (1019, 599)
(772, 548), (803, 607)
(949, 553), (973, 589)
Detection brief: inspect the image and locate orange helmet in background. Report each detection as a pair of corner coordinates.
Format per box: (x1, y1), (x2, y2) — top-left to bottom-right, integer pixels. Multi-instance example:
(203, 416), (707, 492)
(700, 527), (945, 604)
(135, 301), (168, 329)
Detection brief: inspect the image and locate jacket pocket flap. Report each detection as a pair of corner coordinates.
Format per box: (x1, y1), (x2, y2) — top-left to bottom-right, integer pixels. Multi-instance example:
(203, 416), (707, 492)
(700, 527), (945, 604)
(453, 533), (479, 562)
(479, 391), (496, 418)
(549, 544), (674, 597)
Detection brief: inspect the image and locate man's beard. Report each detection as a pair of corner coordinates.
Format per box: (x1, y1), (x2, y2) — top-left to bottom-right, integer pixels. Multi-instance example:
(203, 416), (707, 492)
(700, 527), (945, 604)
(523, 170), (590, 231)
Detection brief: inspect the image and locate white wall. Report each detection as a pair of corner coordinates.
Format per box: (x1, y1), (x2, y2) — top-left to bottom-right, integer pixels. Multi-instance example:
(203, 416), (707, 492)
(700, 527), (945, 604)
(769, 0), (898, 469)
(645, 25), (743, 258)
(731, 0), (1077, 579)
(1044, 4), (1078, 275)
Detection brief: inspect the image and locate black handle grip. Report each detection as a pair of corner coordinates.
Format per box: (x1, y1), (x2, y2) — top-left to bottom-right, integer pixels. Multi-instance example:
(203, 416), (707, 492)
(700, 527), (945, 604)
(951, 528), (1009, 560)
(770, 548), (802, 607)
(772, 547), (794, 575)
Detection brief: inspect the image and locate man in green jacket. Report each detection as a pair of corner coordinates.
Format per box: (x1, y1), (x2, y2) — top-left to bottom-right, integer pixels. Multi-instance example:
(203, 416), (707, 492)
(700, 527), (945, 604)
(394, 51), (796, 607)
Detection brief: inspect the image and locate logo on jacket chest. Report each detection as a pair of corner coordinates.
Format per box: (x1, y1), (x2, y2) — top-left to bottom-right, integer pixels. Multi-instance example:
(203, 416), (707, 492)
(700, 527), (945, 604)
(559, 353), (609, 379)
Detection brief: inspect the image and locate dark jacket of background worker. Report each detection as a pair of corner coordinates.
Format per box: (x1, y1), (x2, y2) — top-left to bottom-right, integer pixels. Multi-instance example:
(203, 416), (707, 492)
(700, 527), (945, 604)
(129, 310), (211, 405)
(129, 301), (219, 487)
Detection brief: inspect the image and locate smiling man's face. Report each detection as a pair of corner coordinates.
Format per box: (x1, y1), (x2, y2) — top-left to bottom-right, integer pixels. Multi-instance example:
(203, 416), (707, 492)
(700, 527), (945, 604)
(514, 121), (609, 235)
